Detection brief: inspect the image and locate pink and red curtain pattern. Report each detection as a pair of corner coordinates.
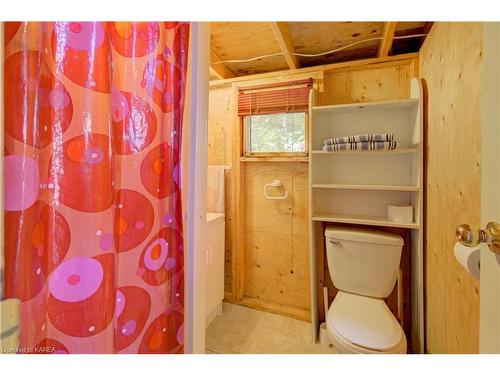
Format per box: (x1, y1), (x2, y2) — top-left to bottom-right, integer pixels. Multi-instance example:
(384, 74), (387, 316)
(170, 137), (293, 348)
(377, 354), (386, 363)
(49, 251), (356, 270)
(3, 22), (189, 354)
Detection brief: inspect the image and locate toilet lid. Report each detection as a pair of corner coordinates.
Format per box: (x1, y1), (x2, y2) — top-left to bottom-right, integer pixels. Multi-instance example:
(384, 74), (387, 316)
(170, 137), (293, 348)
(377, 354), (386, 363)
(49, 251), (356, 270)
(327, 291), (404, 352)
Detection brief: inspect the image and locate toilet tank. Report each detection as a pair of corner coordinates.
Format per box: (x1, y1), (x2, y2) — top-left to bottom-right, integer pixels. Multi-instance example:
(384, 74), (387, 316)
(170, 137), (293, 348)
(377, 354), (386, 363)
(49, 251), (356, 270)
(325, 226), (404, 299)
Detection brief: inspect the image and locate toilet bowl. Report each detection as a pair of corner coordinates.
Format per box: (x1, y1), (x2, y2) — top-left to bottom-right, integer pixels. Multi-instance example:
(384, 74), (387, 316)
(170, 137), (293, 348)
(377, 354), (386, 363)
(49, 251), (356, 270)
(326, 291), (406, 354)
(324, 226), (407, 354)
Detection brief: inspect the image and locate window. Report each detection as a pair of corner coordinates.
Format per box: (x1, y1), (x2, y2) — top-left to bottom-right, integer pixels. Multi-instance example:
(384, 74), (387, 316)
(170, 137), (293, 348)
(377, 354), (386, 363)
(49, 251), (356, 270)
(244, 112), (307, 156)
(237, 78), (312, 157)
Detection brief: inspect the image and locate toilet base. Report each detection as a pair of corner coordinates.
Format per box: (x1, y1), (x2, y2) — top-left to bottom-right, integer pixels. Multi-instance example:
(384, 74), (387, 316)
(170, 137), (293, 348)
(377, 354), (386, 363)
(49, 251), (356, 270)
(328, 327), (407, 354)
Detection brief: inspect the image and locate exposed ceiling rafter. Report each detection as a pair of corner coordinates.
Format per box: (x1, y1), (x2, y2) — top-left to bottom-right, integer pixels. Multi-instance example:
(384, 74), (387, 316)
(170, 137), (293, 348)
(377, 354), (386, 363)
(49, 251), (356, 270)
(269, 22), (301, 70)
(377, 22), (398, 57)
(420, 22), (434, 45)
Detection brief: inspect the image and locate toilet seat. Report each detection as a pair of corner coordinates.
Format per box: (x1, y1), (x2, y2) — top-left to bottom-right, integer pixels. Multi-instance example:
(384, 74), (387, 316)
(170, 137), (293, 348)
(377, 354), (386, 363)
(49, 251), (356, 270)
(326, 291), (407, 354)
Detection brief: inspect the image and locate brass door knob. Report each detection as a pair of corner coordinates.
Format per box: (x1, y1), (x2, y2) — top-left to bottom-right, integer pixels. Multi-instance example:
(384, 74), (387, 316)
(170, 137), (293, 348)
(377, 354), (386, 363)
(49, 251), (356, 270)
(456, 222), (500, 254)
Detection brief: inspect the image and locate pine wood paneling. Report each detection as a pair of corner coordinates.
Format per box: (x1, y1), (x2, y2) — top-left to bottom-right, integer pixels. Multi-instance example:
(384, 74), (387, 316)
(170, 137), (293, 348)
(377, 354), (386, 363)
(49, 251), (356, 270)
(208, 84), (235, 292)
(320, 62), (413, 105)
(210, 22), (288, 75)
(243, 162), (311, 315)
(286, 22), (383, 66)
(208, 85), (233, 166)
(419, 22), (482, 354)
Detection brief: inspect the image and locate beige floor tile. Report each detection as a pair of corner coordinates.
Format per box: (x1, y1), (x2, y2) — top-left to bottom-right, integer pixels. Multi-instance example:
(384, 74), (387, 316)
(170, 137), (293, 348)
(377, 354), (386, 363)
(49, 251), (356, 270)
(205, 302), (264, 354)
(245, 330), (306, 354)
(205, 302), (336, 355)
(246, 311), (313, 354)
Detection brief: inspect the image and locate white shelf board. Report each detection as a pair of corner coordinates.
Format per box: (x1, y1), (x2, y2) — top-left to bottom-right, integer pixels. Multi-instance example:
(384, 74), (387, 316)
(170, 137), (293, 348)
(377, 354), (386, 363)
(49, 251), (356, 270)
(311, 212), (420, 229)
(240, 156), (309, 163)
(312, 98), (419, 115)
(311, 147), (420, 155)
(312, 184), (420, 192)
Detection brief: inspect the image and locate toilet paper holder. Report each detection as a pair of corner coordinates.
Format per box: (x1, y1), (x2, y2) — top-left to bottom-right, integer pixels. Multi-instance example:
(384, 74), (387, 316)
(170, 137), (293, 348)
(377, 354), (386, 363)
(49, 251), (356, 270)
(263, 179), (288, 200)
(456, 221), (500, 253)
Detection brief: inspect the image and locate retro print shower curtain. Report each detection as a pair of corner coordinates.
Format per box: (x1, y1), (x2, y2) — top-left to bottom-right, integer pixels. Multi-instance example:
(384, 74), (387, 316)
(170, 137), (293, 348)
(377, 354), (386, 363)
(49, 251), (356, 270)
(3, 22), (189, 353)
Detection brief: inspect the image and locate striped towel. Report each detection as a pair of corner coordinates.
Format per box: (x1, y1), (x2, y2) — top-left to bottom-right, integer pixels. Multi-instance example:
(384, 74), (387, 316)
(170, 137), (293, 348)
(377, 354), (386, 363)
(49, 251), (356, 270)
(324, 133), (394, 145)
(322, 140), (397, 152)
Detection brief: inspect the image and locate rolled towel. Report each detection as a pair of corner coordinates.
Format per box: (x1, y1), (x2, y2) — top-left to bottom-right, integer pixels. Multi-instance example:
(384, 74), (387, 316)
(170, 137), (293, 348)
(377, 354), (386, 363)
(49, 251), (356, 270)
(322, 140), (397, 152)
(324, 133), (393, 145)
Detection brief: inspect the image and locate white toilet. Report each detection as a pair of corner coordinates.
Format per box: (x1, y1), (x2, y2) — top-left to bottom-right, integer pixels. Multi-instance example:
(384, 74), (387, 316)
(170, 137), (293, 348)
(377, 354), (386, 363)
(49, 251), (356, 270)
(324, 226), (407, 354)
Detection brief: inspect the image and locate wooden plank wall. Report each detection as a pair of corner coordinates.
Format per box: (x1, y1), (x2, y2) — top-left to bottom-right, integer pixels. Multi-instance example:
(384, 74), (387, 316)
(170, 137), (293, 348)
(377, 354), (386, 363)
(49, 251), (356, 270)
(244, 162), (311, 317)
(207, 56), (418, 319)
(419, 23), (482, 353)
(207, 84), (235, 292)
(319, 62), (415, 105)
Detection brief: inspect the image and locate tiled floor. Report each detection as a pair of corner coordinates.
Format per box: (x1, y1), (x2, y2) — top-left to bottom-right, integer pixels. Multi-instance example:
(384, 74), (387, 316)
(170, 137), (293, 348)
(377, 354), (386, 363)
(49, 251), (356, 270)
(205, 302), (335, 354)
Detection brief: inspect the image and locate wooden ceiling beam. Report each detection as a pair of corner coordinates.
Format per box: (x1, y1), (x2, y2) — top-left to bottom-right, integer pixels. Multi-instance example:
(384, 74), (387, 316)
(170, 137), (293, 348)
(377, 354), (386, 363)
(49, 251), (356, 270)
(377, 22), (398, 57)
(210, 49), (235, 80)
(269, 22), (301, 70)
(420, 22), (434, 45)
(423, 22), (434, 34)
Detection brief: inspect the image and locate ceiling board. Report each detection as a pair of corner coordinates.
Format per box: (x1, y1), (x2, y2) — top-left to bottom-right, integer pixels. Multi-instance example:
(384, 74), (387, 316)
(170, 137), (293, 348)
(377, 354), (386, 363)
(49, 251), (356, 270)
(395, 22), (427, 33)
(299, 45), (380, 67)
(225, 55), (289, 76)
(209, 68), (221, 81)
(210, 22), (289, 75)
(286, 21), (383, 64)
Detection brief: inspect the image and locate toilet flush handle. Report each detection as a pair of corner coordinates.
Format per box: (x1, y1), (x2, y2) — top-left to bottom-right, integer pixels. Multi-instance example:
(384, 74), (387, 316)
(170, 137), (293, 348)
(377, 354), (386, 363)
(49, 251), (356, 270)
(329, 240), (342, 247)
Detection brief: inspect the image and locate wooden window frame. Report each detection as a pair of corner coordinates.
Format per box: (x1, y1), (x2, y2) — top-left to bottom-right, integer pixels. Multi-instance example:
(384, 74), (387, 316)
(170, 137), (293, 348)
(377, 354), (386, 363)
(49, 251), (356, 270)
(241, 112), (309, 158)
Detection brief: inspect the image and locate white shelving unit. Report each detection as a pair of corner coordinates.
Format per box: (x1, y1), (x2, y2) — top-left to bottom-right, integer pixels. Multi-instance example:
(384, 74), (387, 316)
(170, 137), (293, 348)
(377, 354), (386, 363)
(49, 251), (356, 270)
(311, 147), (419, 155)
(308, 78), (424, 353)
(311, 184), (420, 192)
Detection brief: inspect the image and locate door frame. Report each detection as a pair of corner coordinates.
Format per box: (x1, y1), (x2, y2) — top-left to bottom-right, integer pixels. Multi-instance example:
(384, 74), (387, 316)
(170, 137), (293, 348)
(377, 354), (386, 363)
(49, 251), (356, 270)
(479, 22), (500, 353)
(184, 21), (210, 354)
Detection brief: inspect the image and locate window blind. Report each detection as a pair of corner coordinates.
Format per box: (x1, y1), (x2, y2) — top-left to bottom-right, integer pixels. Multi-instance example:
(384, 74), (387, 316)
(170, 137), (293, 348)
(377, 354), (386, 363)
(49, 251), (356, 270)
(237, 78), (312, 116)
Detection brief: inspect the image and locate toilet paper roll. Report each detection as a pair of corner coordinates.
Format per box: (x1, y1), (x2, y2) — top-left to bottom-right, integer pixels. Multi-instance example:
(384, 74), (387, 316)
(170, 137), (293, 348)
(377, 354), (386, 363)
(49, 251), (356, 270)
(387, 204), (414, 223)
(454, 242), (480, 279)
